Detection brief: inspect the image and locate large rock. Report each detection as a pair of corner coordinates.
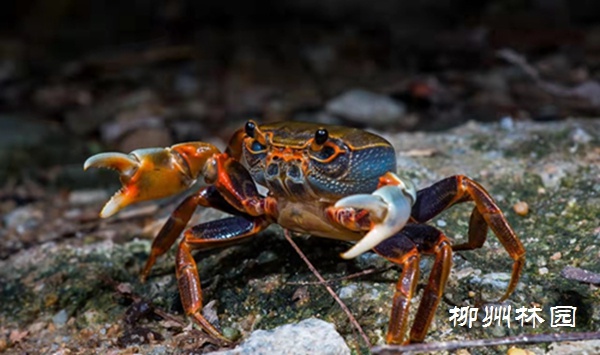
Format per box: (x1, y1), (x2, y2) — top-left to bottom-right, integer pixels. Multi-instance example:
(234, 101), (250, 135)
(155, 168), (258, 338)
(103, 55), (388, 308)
(326, 89), (407, 127)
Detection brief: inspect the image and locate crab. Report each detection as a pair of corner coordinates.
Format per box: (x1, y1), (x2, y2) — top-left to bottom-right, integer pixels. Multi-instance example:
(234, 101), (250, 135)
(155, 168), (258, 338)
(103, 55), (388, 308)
(84, 120), (525, 344)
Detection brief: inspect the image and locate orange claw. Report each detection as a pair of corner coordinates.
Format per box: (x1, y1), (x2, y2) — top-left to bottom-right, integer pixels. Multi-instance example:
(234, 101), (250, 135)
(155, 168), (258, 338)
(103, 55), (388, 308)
(84, 142), (220, 217)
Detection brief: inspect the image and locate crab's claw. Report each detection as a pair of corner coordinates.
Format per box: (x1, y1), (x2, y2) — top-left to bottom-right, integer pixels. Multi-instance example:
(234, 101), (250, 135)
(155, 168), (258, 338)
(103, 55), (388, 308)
(84, 142), (220, 218)
(335, 173), (416, 259)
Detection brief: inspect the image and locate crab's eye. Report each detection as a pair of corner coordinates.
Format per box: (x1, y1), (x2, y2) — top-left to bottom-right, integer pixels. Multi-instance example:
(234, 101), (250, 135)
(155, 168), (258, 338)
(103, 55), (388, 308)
(245, 121), (256, 138)
(314, 128), (328, 145)
(250, 140), (266, 152)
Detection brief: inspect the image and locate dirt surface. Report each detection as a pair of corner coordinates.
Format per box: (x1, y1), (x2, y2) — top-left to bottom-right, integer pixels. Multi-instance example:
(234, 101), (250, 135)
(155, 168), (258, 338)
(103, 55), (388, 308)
(1, 116), (599, 354)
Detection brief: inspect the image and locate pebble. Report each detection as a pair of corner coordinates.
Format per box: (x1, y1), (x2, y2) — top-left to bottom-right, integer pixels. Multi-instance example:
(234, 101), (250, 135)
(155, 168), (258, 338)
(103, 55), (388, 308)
(256, 250), (278, 265)
(3, 206), (43, 232)
(473, 272), (510, 290)
(52, 309), (69, 327)
(68, 189), (109, 206)
(538, 267), (549, 275)
(513, 201), (529, 216)
(326, 89), (407, 126)
(507, 347), (535, 355)
(550, 252), (562, 261)
(118, 128), (172, 152)
(148, 346), (169, 355)
(208, 318), (350, 355)
(338, 284), (357, 299)
(101, 116), (164, 142)
(454, 267), (480, 280)
(500, 116), (515, 131)
(570, 127), (593, 144)
(548, 339), (600, 355)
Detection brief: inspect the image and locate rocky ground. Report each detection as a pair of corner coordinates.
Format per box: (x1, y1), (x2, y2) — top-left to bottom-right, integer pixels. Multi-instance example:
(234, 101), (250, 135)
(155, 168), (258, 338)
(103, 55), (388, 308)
(1, 115), (598, 354)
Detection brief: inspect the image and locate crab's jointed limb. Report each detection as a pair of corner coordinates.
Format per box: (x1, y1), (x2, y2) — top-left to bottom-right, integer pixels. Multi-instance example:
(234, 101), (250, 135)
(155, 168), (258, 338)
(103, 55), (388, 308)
(374, 224), (452, 344)
(410, 175), (526, 303)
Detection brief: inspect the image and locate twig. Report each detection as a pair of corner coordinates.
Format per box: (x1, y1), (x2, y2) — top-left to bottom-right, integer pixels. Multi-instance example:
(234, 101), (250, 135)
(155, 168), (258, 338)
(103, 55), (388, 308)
(103, 276), (187, 327)
(285, 265), (394, 285)
(496, 48), (541, 82)
(497, 48), (600, 108)
(561, 266), (600, 285)
(372, 331), (600, 354)
(283, 230), (371, 348)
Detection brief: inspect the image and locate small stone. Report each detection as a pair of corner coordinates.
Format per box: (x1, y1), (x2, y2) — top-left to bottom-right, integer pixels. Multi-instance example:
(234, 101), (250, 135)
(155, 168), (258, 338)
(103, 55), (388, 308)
(118, 128), (172, 153)
(257, 250), (278, 264)
(52, 309), (69, 327)
(116, 282), (133, 295)
(222, 327), (242, 342)
(468, 290), (476, 298)
(548, 339), (600, 355)
(561, 266), (600, 284)
(474, 272), (510, 290)
(4, 206), (43, 231)
(570, 127), (593, 144)
(292, 286), (310, 306)
(550, 252), (562, 261)
(68, 189), (109, 206)
(27, 321), (47, 334)
(101, 116), (164, 143)
(500, 116), (514, 130)
(209, 319), (350, 355)
(455, 267), (478, 280)
(9, 329), (28, 343)
(338, 284), (357, 299)
(326, 89), (407, 127)
(538, 267), (549, 275)
(148, 345), (169, 355)
(507, 347), (535, 355)
(513, 201), (529, 216)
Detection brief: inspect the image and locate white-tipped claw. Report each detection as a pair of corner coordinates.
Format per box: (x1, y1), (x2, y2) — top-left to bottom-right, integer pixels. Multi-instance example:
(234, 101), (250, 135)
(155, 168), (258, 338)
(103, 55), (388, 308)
(337, 184), (414, 259)
(83, 152), (140, 175)
(334, 194), (388, 221)
(84, 152), (143, 218)
(100, 193), (126, 218)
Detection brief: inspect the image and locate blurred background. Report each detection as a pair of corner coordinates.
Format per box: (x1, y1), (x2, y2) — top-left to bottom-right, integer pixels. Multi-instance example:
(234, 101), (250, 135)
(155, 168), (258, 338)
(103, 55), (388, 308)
(2, 0), (600, 178)
(2, 0), (600, 180)
(0, 0), (600, 160)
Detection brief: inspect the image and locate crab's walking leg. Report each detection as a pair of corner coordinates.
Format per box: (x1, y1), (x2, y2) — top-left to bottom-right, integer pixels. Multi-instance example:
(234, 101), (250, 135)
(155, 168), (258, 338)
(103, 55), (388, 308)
(411, 175), (525, 301)
(372, 231), (420, 345)
(407, 225), (452, 343)
(177, 216), (270, 341)
(374, 224), (452, 344)
(141, 186), (246, 281)
(142, 151), (278, 280)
